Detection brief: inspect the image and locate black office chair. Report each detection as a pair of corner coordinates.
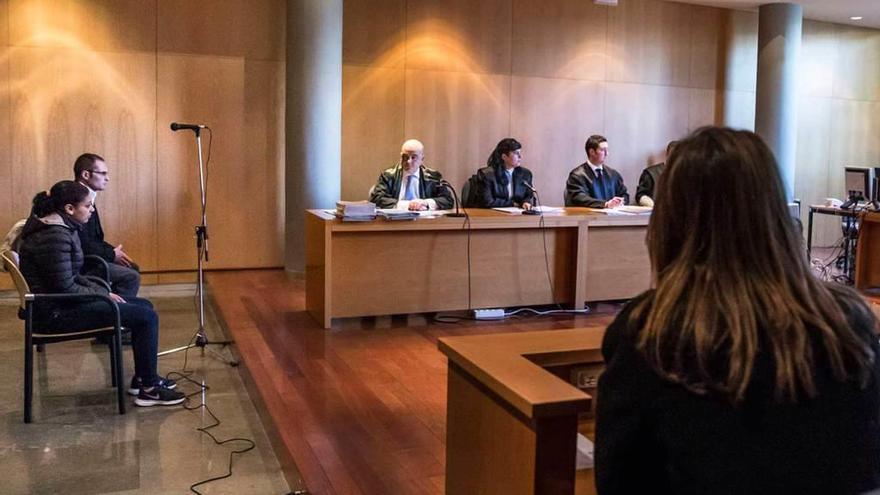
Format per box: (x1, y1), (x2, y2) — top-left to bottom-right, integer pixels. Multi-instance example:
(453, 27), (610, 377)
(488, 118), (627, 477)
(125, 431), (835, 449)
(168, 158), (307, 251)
(2, 250), (126, 423)
(461, 174), (479, 208)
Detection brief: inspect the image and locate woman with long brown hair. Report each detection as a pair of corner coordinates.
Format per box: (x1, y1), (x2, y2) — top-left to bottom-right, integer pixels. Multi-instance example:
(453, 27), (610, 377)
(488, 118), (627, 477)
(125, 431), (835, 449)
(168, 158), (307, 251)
(595, 127), (880, 494)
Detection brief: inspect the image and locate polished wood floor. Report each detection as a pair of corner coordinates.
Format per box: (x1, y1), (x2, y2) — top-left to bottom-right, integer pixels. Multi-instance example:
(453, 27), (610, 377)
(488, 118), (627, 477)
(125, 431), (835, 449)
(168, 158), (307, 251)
(206, 270), (619, 495)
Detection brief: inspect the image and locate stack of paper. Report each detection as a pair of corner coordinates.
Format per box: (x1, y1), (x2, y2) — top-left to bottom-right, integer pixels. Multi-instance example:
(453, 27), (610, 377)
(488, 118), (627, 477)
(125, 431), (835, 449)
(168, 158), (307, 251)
(336, 201), (376, 221)
(377, 210), (419, 221)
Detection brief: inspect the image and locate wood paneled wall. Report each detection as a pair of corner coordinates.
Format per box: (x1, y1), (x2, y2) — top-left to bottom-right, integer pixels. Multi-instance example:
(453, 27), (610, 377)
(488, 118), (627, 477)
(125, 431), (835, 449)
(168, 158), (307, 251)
(0, 0), (285, 272)
(341, 0), (880, 247)
(2, 0), (877, 273)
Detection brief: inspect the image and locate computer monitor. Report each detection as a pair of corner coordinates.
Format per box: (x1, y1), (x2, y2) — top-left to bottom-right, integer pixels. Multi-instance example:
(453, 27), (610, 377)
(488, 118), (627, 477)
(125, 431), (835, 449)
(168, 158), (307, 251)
(844, 167), (872, 201)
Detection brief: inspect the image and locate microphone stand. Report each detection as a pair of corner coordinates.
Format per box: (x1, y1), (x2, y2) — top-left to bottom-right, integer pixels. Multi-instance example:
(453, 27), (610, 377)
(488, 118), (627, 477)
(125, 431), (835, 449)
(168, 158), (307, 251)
(158, 126), (238, 366)
(870, 177), (880, 211)
(522, 182), (540, 215)
(441, 180), (467, 218)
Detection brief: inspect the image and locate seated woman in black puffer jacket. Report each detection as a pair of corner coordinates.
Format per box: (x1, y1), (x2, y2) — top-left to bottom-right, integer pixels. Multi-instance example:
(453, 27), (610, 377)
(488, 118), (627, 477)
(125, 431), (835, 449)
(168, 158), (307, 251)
(18, 180), (185, 407)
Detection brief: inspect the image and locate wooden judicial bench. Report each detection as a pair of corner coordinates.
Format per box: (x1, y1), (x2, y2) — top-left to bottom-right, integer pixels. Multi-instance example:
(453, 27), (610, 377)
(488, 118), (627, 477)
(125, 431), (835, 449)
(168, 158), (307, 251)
(305, 208), (650, 328)
(438, 328), (605, 495)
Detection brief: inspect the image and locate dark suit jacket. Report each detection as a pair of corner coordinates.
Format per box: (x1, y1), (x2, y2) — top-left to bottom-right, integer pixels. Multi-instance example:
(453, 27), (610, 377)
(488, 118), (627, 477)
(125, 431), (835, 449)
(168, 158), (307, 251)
(369, 164), (454, 210)
(78, 205), (116, 263)
(564, 162), (629, 208)
(635, 162), (664, 205)
(474, 166), (535, 208)
(595, 289), (880, 495)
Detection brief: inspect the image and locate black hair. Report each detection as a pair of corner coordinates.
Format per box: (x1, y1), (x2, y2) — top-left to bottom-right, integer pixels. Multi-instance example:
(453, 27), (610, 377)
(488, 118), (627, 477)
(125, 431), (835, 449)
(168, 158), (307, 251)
(585, 134), (607, 154)
(73, 153), (105, 180)
(32, 180), (91, 218)
(486, 138), (522, 186)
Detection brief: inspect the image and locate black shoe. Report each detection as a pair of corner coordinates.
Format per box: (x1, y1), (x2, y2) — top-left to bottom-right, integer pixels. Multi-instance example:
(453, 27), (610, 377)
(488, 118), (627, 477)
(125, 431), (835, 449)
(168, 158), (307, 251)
(134, 386), (185, 407)
(128, 376), (178, 396)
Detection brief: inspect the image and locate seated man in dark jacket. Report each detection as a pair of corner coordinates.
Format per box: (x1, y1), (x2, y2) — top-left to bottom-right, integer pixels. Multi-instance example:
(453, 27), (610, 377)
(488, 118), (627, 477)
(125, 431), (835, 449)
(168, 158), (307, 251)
(73, 153), (140, 298)
(565, 134), (629, 208)
(635, 140), (677, 207)
(369, 139), (454, 211)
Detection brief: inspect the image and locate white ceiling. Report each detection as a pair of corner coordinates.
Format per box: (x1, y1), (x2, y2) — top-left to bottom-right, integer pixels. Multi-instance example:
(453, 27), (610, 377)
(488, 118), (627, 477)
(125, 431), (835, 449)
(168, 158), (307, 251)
(670, 0), (880, 29)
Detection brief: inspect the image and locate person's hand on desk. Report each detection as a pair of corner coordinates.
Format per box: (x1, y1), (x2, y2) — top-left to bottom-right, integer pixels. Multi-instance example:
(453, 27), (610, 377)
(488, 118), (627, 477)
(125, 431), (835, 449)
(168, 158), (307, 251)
(521, 202), (532, 211)
(604, 197), (624, 209)
(407, 199), (429, 211)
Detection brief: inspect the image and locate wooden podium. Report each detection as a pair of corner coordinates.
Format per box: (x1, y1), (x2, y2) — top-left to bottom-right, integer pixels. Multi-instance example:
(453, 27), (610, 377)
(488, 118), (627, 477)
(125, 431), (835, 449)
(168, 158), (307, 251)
(856, 211), (880, 292)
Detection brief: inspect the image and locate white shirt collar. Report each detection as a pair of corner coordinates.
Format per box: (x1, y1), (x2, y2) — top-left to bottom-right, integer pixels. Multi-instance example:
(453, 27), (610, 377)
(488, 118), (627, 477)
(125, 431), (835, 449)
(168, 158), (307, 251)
(79, 181), (98, 202)
(586, 158), (603, 174)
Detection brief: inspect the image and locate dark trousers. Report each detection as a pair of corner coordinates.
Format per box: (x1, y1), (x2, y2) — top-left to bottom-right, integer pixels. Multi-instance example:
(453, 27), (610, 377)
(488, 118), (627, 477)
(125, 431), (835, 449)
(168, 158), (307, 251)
(84, 262), (141, 298)
(37, 296), (159, 387)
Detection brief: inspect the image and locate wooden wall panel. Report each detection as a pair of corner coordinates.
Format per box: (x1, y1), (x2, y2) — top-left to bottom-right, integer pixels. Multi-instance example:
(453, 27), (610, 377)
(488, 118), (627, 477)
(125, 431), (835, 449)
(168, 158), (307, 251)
(341, 65), (405, 201)
(689, 6), (726, 90)
(606, 0), (691, 86)
(0, 1), (8, 46)
(719, 9), (757, 92)
(509, 76), (604, 206)
(342, 0), (406, 68)
(687, 89), (721, 133)
(405, 0), (511, 75)
(800, 20), (837, 99)
(403, 69), (511, 193)
(604, 82), (691, 189)
(157, 0), (284, 60)
(8, 0), (156, 52)
(7, 47), (158, 268)
(0, 44), (11, 229)
(510, 0), (607, 81)
(833, 25), (880, 102)
(242, 60), (285, 267)
(157, 54), (246, 271)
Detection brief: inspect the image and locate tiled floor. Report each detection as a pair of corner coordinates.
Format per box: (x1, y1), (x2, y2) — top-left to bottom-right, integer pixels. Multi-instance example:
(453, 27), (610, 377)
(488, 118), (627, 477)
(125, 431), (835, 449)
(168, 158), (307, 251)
(0, 285), (292, 495)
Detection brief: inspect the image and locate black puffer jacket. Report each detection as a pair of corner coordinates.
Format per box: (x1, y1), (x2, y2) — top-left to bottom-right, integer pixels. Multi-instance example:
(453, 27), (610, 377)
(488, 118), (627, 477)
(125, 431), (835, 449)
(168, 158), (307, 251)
(18, 213), (108, 306)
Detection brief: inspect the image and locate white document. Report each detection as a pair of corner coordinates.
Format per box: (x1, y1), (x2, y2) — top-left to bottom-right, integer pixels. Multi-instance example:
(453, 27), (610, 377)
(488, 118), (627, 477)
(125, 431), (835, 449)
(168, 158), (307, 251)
(531, 205), (562, 213)
(492, 207), (524, 214)
(615, 205), (653, 214)
(575, 433), (595, 470)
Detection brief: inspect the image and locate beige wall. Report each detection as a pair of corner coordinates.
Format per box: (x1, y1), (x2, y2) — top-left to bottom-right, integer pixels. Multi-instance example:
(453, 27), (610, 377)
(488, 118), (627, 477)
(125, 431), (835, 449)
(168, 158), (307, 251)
(341, 0), (880, 247)
(0, 0), (286, 274)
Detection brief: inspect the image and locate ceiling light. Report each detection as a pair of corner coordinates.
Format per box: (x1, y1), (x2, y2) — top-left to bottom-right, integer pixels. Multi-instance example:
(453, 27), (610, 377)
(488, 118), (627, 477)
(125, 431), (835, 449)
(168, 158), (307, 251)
(850, 16), (863, 20)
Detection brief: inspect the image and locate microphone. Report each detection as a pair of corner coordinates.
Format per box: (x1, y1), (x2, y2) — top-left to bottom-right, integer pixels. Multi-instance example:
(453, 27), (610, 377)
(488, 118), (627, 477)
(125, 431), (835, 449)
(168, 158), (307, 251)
(439, 179), (466, 218)
(522, 181), (540, 215)
(170, 122), (206, 132)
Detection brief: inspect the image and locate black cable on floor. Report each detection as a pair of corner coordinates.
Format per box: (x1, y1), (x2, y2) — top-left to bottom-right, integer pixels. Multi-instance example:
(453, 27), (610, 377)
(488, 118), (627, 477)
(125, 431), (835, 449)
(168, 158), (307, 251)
(161, 333), (256, 495)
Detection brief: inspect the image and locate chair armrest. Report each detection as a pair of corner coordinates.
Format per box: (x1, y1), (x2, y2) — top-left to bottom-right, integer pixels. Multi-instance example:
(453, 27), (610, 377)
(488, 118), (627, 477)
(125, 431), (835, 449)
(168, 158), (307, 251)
(83, 276), (111, 292)
(84, 255), (111, 283)
(25, 293), (121, 330)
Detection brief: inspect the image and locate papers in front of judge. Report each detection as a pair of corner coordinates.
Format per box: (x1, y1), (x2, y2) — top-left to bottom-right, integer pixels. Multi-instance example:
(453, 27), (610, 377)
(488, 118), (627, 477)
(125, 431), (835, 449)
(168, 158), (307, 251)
(336, 201), (376, 221)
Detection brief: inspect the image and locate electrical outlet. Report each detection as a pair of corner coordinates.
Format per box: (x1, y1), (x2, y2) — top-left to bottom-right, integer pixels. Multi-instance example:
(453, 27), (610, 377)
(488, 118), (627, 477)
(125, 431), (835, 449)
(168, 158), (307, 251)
(571, 364), (604, 389)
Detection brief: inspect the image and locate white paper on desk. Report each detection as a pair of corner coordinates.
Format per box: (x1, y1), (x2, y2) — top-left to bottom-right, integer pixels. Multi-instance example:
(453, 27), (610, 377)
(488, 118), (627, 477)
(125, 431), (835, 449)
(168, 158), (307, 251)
(378, 208), (448, 218)
(531, 205), (563, 213)
(323, 209), (337, 215)
(615, 205), (652, 214)
(586, 208), (633, 215)
(576, 433), (594, 470)
(492, 207), (525, 214)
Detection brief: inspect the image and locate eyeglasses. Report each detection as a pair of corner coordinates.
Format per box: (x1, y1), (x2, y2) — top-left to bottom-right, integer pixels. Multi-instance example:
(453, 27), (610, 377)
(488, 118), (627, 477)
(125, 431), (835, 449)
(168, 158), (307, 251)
(89, 170), (109, 176)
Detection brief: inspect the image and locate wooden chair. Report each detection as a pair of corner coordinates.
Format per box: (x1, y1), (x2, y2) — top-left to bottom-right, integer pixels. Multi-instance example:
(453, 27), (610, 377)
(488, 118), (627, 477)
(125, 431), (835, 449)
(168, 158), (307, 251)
(2, 250), (126, 423)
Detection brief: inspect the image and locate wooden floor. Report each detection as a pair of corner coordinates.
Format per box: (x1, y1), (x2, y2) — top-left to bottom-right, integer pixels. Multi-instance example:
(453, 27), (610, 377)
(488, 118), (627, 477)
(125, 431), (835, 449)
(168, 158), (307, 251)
(206, 270), (619, 495)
